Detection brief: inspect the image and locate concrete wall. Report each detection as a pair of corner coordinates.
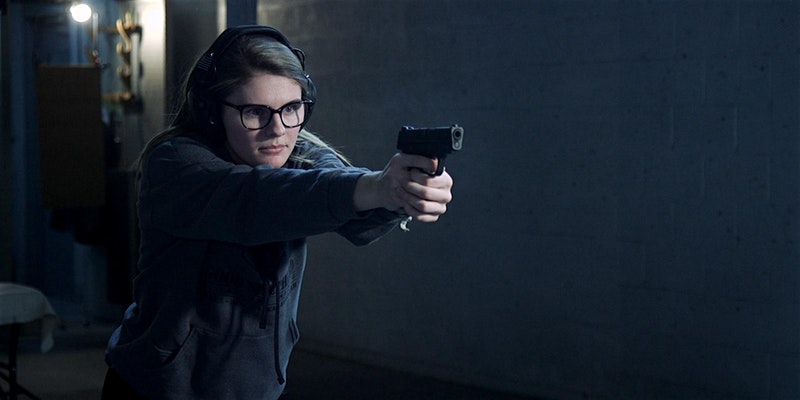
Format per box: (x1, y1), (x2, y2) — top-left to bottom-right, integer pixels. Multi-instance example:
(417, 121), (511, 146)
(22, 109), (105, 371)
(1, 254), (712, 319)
(259, 1), (800, 399)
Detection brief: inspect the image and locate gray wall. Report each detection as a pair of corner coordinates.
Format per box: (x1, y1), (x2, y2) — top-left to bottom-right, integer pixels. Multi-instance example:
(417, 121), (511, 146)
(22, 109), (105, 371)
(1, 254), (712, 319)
(259, 1), (800, 399)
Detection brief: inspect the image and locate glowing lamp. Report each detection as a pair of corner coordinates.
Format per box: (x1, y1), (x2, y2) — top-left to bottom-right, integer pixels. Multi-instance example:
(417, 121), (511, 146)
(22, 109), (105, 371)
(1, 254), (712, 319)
(70, 3), (92, 23)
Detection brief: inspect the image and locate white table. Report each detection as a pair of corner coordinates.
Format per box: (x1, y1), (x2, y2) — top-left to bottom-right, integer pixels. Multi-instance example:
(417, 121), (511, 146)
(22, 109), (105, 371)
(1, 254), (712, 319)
(0, 283), (58, 400)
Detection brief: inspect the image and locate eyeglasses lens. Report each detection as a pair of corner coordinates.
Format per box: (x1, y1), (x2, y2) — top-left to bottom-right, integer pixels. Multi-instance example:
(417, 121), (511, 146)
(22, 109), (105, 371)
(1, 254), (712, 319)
(241, 102), (306, 129)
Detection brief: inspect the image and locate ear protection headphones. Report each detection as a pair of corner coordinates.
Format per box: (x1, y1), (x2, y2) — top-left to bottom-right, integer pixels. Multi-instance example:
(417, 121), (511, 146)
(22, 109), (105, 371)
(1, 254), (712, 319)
(186, 25), (316, 142)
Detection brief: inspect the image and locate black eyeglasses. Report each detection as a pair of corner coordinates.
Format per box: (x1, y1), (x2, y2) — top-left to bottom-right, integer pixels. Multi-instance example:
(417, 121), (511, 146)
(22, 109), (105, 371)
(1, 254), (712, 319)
(219, 99), (313, 130)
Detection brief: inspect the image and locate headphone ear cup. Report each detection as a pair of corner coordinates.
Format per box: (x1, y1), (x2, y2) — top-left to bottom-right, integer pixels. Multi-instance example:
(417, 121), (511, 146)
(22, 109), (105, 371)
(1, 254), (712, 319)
(187, 86), (223, 142)
(304, 74), (317, 102)
(301, 74), (316, 130)
(188, 86), (209, 122)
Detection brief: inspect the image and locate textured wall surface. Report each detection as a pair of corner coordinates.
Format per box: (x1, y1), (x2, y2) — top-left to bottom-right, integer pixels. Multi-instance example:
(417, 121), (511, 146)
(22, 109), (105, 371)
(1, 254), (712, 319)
(259, 1), (799, 399)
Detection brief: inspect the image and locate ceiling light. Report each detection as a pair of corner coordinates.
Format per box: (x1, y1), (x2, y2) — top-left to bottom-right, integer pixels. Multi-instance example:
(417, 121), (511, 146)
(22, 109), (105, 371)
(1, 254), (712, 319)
(69, 3), (92, 23)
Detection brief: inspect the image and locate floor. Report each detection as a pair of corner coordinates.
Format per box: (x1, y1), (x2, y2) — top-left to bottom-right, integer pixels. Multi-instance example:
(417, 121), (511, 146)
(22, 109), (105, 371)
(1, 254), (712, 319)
(1, 320), (537, 400)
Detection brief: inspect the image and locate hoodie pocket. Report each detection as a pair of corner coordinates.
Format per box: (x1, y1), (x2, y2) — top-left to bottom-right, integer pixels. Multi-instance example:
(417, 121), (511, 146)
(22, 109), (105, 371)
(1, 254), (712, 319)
(154, 327), (283, 399)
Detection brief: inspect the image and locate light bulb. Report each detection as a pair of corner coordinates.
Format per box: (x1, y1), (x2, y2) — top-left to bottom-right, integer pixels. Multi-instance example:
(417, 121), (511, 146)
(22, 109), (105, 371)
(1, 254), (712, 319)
(70, 3), (92, 23)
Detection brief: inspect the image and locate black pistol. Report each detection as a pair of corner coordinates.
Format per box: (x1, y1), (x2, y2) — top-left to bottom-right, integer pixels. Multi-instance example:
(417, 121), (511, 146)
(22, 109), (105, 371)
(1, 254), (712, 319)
(396, 124), (464, 176)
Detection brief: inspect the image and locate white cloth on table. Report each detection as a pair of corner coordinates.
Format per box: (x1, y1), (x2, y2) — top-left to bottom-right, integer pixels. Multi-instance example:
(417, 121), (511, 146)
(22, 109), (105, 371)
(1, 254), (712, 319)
(0, 283), (58, 353)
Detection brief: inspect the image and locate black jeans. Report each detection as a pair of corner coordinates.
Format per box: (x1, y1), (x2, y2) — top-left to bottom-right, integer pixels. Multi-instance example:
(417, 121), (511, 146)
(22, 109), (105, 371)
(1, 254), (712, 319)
(101, 368), (148, 399)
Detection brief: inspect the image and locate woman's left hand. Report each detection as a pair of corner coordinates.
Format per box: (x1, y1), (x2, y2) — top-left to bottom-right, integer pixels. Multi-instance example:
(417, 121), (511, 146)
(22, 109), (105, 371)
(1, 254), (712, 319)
(353, 153), (454, 222)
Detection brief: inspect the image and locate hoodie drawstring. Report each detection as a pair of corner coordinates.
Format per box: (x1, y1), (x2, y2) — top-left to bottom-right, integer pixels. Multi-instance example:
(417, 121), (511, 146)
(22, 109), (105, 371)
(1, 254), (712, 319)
(273, 278), (284, 385)
(254, 242), (290, 386)
(259, 277), (285, 385)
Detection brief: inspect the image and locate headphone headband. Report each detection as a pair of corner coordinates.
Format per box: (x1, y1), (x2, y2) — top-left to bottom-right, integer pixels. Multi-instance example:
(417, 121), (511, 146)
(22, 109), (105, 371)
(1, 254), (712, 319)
(187, 25), (307, 94)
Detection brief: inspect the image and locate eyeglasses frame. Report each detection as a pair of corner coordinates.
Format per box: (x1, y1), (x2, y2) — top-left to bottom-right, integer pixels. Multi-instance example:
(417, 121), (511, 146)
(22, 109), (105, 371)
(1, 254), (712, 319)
(218, 98), (314, 130)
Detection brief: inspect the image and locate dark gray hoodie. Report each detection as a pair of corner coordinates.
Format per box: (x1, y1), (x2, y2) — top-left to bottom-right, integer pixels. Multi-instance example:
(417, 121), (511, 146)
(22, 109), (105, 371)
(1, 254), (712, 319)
(105, 136), (401, 399)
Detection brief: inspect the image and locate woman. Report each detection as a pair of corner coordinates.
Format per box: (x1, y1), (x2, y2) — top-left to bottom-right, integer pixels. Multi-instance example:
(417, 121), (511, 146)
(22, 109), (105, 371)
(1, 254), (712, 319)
(102, 26), (453, 399)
